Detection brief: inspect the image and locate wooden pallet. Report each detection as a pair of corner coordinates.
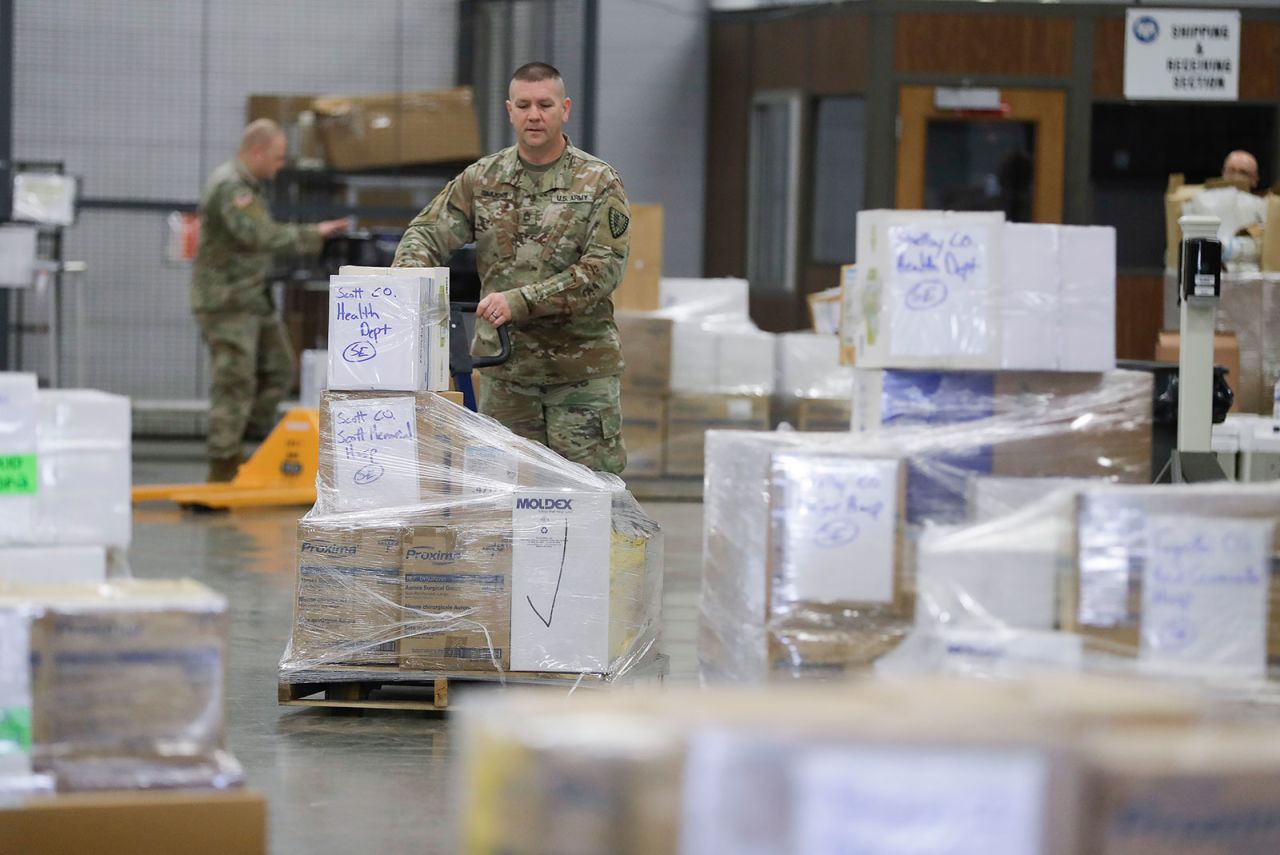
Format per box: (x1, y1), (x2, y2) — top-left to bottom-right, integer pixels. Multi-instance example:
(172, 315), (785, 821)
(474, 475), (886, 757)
(278, 656), (668, 713)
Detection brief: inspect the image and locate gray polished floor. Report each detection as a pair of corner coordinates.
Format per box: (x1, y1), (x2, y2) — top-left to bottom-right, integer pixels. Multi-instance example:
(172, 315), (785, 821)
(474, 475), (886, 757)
(132, 441), (703, 855)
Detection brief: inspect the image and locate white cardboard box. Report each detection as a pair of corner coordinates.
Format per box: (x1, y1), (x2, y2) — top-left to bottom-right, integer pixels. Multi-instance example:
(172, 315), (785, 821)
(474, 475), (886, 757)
(0, 545), (107, 584)
(0, 374), (39, 544)
(659, 277), (750, 319)
(1058, 226), (1116, 373)
(34, 390), (131, 549)
(329, 267), (450, 391)
(856, 210), (1006, 370)
(300, 349), (328, 410)
(776, 332), (854, 399)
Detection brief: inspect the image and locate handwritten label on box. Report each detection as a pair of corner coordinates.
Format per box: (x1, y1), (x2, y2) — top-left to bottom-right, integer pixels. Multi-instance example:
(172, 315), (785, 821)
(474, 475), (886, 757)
(328, 276), (424, 390)
(794, 744), (1057, 855)
(771, 454), (900, 604)
(510, 490), (610, 672)
(1141, 515), (1272, 678)
(888, 225), (992, 358)
(330, 397), (418, 510)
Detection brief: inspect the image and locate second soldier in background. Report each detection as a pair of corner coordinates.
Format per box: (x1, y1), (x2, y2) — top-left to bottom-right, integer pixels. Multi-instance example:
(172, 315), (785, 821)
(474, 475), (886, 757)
(393, 62), (631, 474)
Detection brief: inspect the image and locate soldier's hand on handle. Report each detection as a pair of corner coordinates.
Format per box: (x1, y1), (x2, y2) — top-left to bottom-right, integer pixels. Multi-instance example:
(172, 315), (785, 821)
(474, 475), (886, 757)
(476, 292), (512, 328)
(317, 218), (352, 238)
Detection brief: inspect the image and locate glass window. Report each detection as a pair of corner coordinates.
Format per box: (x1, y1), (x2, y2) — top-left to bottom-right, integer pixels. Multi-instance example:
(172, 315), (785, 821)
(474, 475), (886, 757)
(747, 92), (802, 298)
(924, 120), (1036, 222)
(810, 96), (867, 265)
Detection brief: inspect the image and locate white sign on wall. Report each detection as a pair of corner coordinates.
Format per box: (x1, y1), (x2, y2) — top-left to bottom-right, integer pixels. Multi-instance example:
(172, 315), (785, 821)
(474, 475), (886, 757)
(1124, 9), (1240, 101)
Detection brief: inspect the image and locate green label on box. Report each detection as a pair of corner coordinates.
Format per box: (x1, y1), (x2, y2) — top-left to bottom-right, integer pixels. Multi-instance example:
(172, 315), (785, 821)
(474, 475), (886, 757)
(0, 455), (36, 495)
(0, 707), (31, 752)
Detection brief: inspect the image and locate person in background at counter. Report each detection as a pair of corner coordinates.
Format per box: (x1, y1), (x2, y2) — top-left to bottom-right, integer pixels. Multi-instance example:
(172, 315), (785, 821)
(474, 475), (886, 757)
(1185, 149), (1267, 272)
(392, 62), (631, 474)
(192, 119), (349, 482)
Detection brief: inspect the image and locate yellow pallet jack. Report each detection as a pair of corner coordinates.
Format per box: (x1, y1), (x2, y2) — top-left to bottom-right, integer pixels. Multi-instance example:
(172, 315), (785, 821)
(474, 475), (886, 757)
(132, 407), (321, 510)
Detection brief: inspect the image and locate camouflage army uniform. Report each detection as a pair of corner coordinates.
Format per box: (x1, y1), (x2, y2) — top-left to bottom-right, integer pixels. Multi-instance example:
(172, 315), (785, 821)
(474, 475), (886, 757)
(393, 137), (630, 474)
(191, 159), (322, 464)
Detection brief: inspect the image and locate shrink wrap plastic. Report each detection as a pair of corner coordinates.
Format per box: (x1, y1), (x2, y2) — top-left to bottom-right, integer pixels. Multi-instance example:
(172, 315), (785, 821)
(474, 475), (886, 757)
(280, 392), (662, 681)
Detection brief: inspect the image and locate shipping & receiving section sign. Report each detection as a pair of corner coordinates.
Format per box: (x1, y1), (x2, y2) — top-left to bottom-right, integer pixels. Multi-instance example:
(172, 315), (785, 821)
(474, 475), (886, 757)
(1124, 8), (1240, 101)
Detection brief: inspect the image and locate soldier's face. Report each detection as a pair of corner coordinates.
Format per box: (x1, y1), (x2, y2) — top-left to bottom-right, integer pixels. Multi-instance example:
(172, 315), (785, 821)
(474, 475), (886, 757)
(247, 135), (287, 181)
(506, 79), (571, 154)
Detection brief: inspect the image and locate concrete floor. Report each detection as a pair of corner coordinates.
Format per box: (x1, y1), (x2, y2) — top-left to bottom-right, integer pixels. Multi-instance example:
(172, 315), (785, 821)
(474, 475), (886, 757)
(131, 441), (703, 855)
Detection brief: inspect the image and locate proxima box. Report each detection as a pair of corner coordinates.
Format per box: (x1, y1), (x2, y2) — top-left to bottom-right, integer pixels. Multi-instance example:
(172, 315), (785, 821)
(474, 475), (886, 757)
(292, 523), (405, 668)
(400, 512), (511, 673)
(665, 394), (770, 477)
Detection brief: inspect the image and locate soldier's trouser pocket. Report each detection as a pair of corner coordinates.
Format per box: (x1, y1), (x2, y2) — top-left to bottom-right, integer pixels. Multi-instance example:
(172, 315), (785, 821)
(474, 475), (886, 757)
(542, 376), (626, 475)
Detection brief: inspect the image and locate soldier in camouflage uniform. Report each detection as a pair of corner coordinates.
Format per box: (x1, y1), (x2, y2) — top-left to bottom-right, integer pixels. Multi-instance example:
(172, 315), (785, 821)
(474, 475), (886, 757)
(191, 119), (348, 481)
(394, 62), (630, 474)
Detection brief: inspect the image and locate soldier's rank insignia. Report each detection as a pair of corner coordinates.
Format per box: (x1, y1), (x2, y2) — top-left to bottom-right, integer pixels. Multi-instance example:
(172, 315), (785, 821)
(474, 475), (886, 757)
(232, 190), (254, 209)
(608, 208), (630, 239)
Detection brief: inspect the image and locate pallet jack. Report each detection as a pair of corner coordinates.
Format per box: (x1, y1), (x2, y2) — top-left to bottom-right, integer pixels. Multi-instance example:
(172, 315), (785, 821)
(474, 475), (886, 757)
(132, 303), (509, 510)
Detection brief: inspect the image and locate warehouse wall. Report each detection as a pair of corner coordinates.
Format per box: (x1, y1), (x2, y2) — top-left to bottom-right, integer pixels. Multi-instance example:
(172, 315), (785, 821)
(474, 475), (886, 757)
(596, 0), (707, 277)
(12, 0), (457, 424)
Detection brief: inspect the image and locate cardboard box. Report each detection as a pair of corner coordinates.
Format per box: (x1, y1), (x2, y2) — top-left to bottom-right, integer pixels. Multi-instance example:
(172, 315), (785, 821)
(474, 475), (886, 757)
(319, 392), (421, 511)
(337, 265), (451, 393)
(245, 93), (316, 126)
(400, 519), (511, 672)
(1265, 193), (1280, 272)
(0, 372), (38, 544)
(1085, 726), (1280, 855)
(0, 789), (267, 855)
(1154, 331), (1243, 412)
(1164, 174), (1204, 271)
(1071, 486), (1280, 675)
(0, 545), (106, 584)
(776, 332), (852, 400)
(806, 286), (842, 335)
(768, 622), (911, 678)
(616, 312), (673, 395)
(621, 393), (666, 477)
(767, 452), (911, 619)
(839, 264), (858, 365)
(613, 204), (662, 311)
(665, 394), (770, 477)
(312, 87), (482, 170)
(795, 398), (852, 432)
(293, 523), (405, 667)
(658, 277), (749, 318)
(1, 580), (231, 792)
(34, 390), (132, 549)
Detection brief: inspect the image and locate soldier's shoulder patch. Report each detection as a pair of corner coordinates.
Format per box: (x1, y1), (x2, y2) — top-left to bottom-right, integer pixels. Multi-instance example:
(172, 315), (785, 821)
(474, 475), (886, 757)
(232, 190), (254, 209)
(608, 207), (629, 239)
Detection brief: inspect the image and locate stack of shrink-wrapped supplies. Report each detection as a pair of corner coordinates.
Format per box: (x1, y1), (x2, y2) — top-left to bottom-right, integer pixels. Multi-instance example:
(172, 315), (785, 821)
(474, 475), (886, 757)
(698, 211), (1174, 683)
(615, 277), (775, 478)
(278, 267), (662, 686)
(456, 675), (1280, 854)
(0, 372), (243, 797)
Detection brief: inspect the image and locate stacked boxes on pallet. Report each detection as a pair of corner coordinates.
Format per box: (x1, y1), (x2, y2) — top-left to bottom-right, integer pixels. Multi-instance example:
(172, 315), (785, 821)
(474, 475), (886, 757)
(0, 372), (132, 584)
(699, 210), (1156, 682)
(457, 676), (1280, 855)
(279, 268), (662, 686)
(0, 580), (241, 795)
(617, 277), (775, 478)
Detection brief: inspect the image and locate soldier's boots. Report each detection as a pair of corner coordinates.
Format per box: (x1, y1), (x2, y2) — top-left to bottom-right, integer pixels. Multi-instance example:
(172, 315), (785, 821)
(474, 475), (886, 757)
(207, 455), (242, 483)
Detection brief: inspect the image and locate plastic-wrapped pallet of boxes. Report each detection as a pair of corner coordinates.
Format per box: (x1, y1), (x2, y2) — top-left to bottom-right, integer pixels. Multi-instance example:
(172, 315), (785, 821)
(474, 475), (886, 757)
(1213, 272), (1280, 413)
(850, 211), (1115, 372)
(898, 480), (1280, 690)
(616, 277), (774, 478)
(457, 675), (1280, 855)
(700, 371), (1153, 682)
(0, 579), (241, 794)
(278, 391), (662, 684)
(0, 373), (131, 584)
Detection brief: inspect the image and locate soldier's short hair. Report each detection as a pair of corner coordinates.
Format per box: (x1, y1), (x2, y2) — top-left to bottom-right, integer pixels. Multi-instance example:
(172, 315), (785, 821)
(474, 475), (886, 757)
(509, 62), (565, 99)
(241, 119), (284, 152)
